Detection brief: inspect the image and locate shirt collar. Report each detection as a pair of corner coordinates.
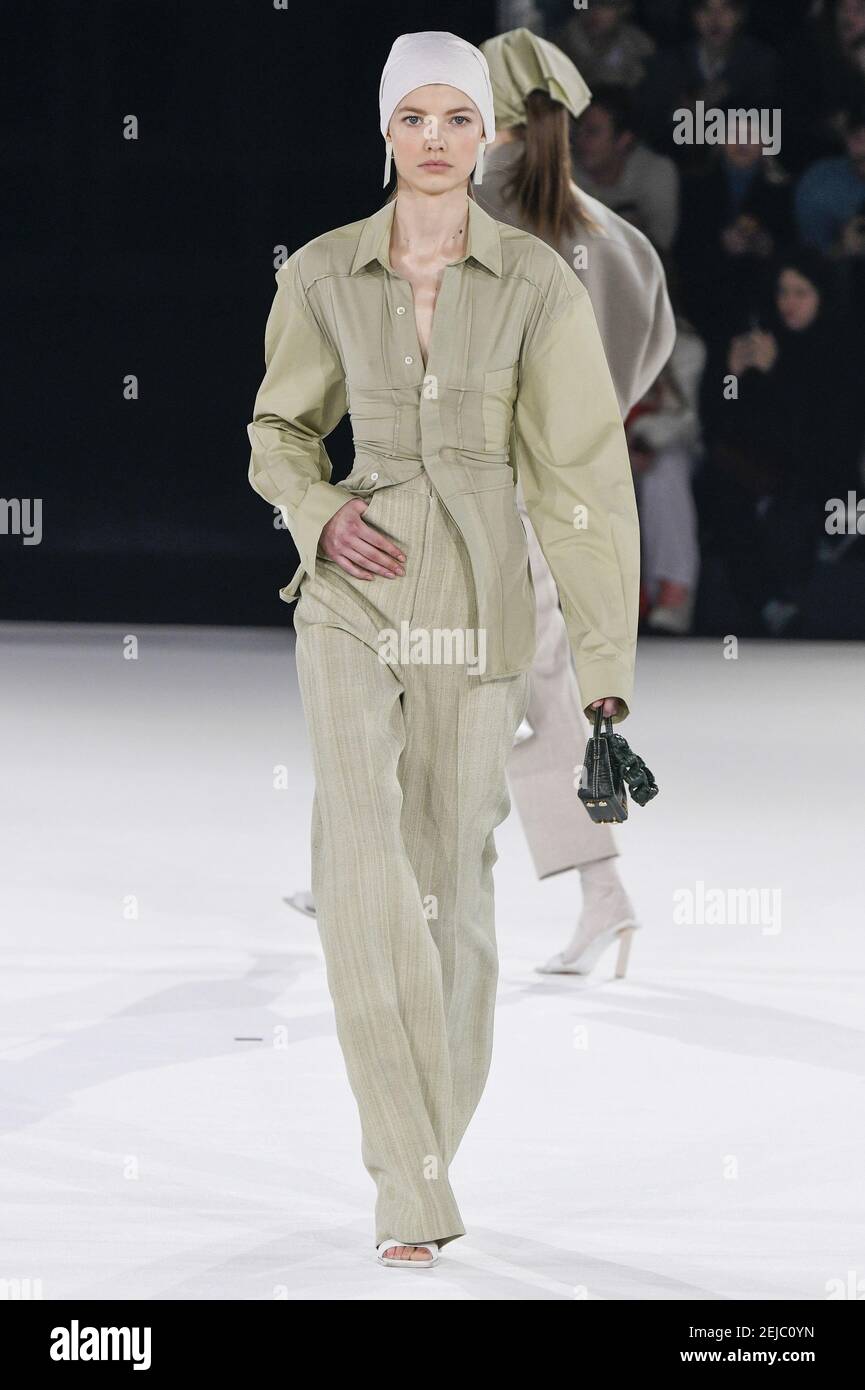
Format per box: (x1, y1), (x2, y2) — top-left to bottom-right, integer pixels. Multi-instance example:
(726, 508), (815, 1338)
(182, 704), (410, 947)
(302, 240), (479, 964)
(350, 195), (503, 278)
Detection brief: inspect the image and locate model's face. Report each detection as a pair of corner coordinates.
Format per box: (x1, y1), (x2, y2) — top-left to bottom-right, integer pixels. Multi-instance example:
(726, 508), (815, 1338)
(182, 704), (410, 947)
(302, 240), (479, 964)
(574, 106), (626, 172)
(388, 84), (483, 193)
(693, 0), (741, 47)
(777, 269), (820, 330)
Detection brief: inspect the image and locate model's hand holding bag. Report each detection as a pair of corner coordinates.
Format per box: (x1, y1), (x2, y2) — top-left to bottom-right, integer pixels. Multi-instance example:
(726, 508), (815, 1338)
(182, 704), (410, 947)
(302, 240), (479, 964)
(579, 704), (659, 824)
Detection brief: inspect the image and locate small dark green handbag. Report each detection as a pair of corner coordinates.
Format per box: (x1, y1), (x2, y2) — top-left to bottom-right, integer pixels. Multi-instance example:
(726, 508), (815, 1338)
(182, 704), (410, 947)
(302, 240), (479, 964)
(578, 705), (659, 824)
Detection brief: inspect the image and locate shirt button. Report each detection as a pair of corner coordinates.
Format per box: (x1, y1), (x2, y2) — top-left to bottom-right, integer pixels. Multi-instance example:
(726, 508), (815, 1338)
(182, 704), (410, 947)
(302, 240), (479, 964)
(370, 472), (379, 481)
(396, 305), (406, 315)
(404, 355), (413, 365)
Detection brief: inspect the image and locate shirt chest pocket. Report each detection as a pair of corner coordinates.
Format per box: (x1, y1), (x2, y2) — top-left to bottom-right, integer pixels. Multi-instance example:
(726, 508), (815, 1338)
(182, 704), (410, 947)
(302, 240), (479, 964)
(481, 364), (519, 452)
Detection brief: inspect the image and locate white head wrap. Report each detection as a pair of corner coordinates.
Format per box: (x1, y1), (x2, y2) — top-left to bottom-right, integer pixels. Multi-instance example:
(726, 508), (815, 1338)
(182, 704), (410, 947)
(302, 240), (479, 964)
(379, 31), (496, 143)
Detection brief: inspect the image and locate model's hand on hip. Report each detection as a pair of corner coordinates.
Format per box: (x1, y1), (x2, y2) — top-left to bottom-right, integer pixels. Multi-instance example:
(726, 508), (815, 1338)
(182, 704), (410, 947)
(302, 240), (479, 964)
(319, 498), (406, 580)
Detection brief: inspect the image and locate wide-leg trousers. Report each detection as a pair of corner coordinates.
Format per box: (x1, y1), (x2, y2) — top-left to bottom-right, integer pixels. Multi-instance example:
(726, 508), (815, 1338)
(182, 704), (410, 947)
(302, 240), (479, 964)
(293, 467), (530, 1249)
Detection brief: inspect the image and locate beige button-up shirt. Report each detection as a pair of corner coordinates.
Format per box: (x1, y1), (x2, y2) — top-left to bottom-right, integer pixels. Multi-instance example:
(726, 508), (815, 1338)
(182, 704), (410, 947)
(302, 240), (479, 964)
(247, 194), (640, 722)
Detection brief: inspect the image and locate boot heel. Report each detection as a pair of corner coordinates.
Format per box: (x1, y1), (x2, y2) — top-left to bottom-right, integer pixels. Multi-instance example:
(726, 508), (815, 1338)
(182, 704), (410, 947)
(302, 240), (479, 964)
(615, 926), (635, 979)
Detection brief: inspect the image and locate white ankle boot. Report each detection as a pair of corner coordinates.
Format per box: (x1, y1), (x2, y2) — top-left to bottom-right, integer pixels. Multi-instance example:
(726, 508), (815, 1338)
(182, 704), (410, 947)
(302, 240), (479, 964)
(537, 860), (640, 978)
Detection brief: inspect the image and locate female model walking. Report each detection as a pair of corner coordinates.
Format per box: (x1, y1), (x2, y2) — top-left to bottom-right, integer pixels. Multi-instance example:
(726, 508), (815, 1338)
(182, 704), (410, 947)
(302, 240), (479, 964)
(247, 31), (640, 1267)
(477, 28), (675, 974)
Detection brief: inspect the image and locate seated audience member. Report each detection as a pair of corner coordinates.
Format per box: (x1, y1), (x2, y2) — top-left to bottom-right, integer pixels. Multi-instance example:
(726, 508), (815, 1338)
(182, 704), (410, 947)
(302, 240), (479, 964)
(780, 0), (865, 175)
(676, 125), (793, 341)
(552, 0), (656, 90)
(628, 297), (707, 635)
(698, 248), (862, 634)
(638, 0), (779, 168)
(572, 84), (680, 249)
(795, 107), (865, 253)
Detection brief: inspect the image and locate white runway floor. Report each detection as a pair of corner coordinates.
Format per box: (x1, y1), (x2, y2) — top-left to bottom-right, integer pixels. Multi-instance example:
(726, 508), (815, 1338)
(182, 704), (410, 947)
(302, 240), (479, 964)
(1, 620), (863, 1301)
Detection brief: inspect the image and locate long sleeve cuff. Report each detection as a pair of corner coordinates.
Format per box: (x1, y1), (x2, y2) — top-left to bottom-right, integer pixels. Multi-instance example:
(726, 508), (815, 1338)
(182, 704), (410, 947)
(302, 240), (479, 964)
(287, 479), (350, 585)
(573, 657), (633, 724)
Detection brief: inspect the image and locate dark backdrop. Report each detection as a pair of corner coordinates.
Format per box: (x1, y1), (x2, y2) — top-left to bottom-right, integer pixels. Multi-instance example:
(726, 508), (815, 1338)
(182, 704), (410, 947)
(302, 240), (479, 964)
(2, 0), (496, 623)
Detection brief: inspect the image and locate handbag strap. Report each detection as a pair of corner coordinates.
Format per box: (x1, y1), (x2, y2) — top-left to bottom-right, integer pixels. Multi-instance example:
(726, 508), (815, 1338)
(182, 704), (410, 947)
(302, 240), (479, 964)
(590, 703), (659, 807)
(592, 703), (614, 739)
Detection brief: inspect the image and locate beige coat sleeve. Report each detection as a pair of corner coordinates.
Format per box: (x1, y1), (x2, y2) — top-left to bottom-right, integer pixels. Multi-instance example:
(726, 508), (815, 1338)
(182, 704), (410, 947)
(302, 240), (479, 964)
(512, 276), (641, 724)
(247, 255), (349, 586)
(573, 201), (678, 416)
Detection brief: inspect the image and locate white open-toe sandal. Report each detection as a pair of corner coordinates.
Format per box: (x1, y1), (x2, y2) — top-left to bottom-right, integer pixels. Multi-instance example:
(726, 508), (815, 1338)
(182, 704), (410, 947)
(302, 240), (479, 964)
(376, 1238), (439, 1268)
